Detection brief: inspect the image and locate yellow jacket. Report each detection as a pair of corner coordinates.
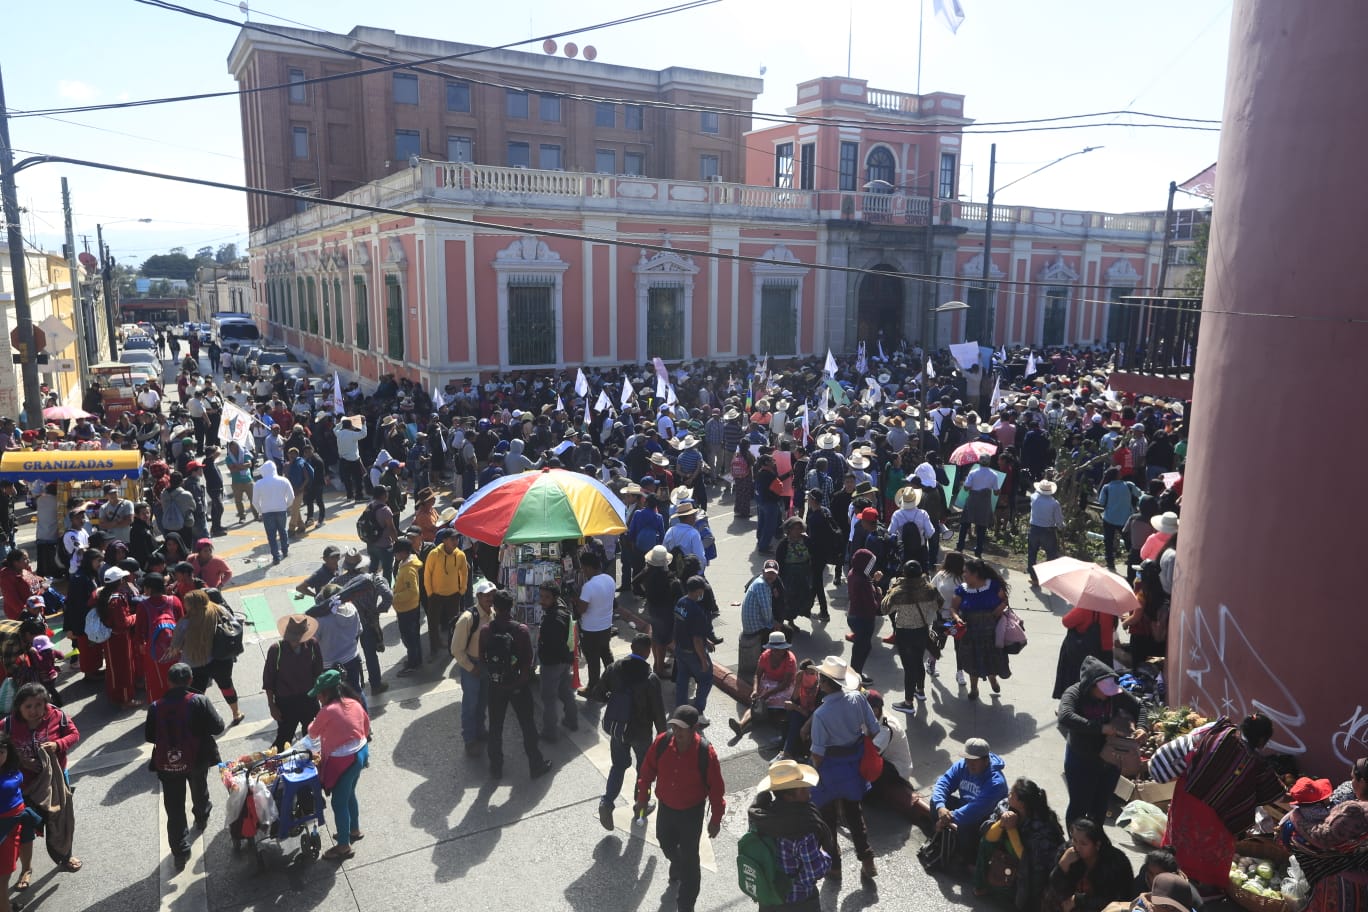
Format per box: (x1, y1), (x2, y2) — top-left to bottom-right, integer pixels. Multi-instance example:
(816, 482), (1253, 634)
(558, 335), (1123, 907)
(393, 554), (422, 613)
(424, 544), (469, 597)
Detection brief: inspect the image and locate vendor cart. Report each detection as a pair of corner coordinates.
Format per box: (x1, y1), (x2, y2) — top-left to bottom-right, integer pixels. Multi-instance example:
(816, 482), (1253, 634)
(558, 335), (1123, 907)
(0, 449), (142, 528)
(221, 749), (326, 871)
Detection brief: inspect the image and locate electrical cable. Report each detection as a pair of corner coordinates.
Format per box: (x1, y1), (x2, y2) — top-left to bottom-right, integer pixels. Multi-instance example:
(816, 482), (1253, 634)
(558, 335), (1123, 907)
(9, 0), (1220, 139)
(11, 151), (1361, 326)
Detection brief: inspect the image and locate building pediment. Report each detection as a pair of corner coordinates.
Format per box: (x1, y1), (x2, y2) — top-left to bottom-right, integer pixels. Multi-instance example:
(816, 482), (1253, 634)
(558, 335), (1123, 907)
(1106, 258), (1140, 285)
(961, 252), (1004, 280)
(1038, 255), (1079, 283)
(635, 244), (699, 276)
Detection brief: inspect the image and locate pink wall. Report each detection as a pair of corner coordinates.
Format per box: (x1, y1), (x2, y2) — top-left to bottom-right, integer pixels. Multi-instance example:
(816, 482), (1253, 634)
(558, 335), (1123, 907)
(444, 239), (468, 362)
(1171, 0), (1368, 771)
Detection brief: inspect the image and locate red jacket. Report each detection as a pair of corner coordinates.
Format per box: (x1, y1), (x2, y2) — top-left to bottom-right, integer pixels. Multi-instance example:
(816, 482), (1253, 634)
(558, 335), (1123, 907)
(0, 568), (43, 621)
(635, 731), (726, 827)
(3, 705), (79, 781)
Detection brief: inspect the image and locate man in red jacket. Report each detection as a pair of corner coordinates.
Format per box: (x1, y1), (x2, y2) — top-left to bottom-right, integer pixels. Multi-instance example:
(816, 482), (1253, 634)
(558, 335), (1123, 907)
(634, 705), (726, 912)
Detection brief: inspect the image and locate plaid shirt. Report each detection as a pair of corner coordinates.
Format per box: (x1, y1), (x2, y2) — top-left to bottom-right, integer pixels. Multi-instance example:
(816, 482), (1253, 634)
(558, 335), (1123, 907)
(808, 471), (834, 509)
(740, 577), (774, 634)
(779, 831), (831, 902)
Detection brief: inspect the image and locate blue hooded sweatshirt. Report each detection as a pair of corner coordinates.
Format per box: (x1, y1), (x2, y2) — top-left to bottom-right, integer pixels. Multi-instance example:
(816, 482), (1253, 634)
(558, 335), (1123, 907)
(931, 753), (1008, 828)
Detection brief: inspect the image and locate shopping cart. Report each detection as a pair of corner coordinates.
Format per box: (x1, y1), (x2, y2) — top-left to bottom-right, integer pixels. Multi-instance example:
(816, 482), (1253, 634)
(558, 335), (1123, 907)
(223, 748), (326, 871)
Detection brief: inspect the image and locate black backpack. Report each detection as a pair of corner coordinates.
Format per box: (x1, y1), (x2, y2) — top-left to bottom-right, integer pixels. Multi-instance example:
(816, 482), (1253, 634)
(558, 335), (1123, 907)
(356, 503), (382, 545)
(483, 622), (520, 686)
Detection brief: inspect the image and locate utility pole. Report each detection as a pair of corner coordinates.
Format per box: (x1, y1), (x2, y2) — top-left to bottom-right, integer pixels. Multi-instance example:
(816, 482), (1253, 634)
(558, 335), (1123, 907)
(0, 64), (44, 429)
(96, 224), (118, 361)
(61, 178), (91, 377)
(979, 142), (997, 344)
(1155, 180), (1177, 295)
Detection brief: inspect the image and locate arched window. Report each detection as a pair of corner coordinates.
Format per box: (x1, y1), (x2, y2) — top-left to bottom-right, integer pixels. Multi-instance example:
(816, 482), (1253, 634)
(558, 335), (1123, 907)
(865, 147), (895, 191)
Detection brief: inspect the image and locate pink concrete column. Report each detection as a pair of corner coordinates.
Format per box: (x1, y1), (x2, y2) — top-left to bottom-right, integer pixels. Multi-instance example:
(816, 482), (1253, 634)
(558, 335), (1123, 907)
(1170, 1), (1368, 772)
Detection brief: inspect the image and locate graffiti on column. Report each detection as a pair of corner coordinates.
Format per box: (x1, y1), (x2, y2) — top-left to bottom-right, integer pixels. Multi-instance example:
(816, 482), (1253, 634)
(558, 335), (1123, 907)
(1179, 603), (1307, 756)
(1332, 706), (1368, 766)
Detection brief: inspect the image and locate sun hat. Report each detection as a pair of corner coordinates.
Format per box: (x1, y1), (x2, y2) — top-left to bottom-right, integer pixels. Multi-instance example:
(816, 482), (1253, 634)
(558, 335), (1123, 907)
(674, 502), (698, 519)
(963, 738), (992, 759)
(1153, 512), (1180, 535)
(814, 655), (861, 691)
(673, 434), (699, 450)
(1288, 777), (1334, 804)
(649, 453), (670, 467)
(847, 453), (870, 470)
(646, 545), (670, 567)
(308, 668), (343, 698)
(895, 486), (922, 508)
(766, 631), (790, 649)
(756, 758), (820, 793)
(277, 614), (319, 643)
(1147, 873), (1200, 912)
(1034, 480), (1057, 495)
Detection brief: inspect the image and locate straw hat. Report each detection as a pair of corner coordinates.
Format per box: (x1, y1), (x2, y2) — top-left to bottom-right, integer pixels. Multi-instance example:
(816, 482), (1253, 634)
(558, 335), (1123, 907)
(381, 415), (398, 428)
(619, 483), (642, 496)
(277, 613), (319, 643)
(756, 758), (820, 793)
(816, 433), (840, 451)
(649, 453), (670, 467)
(1033, 480), (1057, 496)
(952, 415), (969, 429)
(669, 486), (694, 506)
(723, 407), (741, 421)
(814, 655), (862, 691)
(673, 434), (699, 450)
(895, 486), (922, 508)
(1153, 512), (1180, 535)
(646, 545), (670, 567)
(674, 502), (699, 519)
(847, 453), (870, 470)
(438, 506), (459, 524)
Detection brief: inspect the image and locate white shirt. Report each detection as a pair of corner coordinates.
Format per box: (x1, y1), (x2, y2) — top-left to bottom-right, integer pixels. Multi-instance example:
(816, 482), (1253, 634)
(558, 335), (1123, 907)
(136, 389), (161, 411)
(64, 527), (89, 575)
(873, 714), (914, 780)
(964, 465), (1001, 492)
(186, 398), (206, 419)
(887, 506), (935, 545)
(578, 572), (616, 633)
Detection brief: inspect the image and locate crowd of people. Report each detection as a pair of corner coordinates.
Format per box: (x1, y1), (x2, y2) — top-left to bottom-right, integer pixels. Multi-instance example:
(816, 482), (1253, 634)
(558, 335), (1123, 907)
(0, 331), (1361, 912)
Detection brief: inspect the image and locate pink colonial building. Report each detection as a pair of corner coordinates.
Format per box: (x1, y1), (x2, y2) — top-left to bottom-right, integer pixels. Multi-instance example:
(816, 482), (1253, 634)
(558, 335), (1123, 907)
(237, 25), (1167, 387)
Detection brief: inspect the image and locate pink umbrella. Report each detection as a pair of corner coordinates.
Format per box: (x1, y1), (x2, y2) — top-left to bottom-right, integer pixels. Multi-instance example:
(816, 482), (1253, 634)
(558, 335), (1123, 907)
(948, 440), (997, 466)
(42, 405), (93, 420)
(1032, 556), (1139, 617)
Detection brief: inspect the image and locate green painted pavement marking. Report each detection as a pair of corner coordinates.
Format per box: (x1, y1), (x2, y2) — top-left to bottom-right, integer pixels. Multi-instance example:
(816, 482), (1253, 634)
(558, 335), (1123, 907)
(238, 593), (278, 638)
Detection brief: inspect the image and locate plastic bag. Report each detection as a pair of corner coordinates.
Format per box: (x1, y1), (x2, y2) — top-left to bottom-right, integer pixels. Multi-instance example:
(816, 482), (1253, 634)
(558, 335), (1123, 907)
(224, 777), (248, 829)
(250, 778), (278, 829)
(1281, 856), (1310, 911)
(1116, 799), (1168, 846)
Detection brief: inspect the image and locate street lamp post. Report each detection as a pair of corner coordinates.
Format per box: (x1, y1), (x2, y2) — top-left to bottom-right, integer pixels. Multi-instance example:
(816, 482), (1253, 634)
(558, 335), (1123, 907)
(923, 299), (970, 448)
(94, 218), (150, 360)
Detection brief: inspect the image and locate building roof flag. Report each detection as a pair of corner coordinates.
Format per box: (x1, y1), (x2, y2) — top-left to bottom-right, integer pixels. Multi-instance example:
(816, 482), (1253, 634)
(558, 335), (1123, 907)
(934, 0), (966, 34)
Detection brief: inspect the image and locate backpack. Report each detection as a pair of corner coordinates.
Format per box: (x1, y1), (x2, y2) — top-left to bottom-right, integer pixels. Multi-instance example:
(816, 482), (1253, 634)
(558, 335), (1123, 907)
(601, 686), (637, 742)
(650, 732), (711, 789)
(151, 691), (200, 774)
(482, 622), (520, 686)
(85, 594), (115, 644)
(356, 503), (382, 545)
(736, 830), (791, 905)
(212, 610), (245, 659)
(633, 513), (660, 553)
(161, 490), (188, 531)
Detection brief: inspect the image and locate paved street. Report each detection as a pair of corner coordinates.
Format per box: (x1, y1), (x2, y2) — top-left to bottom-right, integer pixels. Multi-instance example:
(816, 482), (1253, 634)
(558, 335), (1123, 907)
(27, 478), (1128, 912)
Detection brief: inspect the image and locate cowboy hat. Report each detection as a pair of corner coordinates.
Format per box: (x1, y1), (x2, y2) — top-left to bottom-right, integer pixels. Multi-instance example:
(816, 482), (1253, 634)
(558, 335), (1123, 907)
(674, 502), (698, 519)
(816, 433), (840, 451)
(277, 613), (319, 643)
(381, 415), (398, 428)
(895, 486), (922, 508)
(669, 485), (694, 506)
(847, 453), (870, 470)
(814, 655), (862, 691)
(722, 407), (741, 421)
(619, 483), (642, 496)
(1153, 512), (1179, 535)
(1033, 480), (1057, 496)
(646, 545), (670, 567)
(673, 434), (699, 450)
(852, 480), (877, 497)
(415, 487), (436, 504)
(649, 453), (670, 467)
(977, 422), (994, 434)
(952, 414), (969, 429)
(756, 758), (819, 793)
(438, 506), (459, 524)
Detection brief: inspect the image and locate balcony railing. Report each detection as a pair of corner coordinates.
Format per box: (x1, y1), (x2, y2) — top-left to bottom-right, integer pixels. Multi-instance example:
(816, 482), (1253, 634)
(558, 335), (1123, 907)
(866, 88), (921, 114)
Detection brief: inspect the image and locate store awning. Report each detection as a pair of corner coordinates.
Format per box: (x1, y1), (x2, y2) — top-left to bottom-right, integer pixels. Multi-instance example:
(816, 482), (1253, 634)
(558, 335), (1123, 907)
(0, 449), (141, 482)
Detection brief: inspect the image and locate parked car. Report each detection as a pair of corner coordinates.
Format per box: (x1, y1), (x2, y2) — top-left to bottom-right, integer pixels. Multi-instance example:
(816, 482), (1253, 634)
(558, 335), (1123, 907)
(232, 344), (262, 375)
(252, 349), (295, 372)
(277, 362), (310, 384)
(119, 350), (162, 369)
(123, 336), (158, 351)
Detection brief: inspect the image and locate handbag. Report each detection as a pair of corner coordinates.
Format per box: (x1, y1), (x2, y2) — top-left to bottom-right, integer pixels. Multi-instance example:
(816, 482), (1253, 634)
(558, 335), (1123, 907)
(84, 607), (113, 644)
(858, 734), (884, 782)
(995, 606), (1028, 654)
(212, 611), (245, 659)
(1100, 731), (1145, 778)
(985, 844), (1019, 889)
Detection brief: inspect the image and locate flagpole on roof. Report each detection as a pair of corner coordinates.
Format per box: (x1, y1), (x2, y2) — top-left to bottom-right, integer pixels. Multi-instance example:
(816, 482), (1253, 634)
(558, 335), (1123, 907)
(916, 0), (924, 96)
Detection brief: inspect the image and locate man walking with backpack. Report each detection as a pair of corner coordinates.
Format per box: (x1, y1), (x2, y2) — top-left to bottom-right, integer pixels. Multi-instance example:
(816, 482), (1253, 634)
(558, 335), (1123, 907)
(357, 486), (397, 582)
(740, 759), (835, 911)
(535, 582), (578, 743)
(451, 580), (495, 755)
(635, 705), (725, 912)
(145, 662), (225, 868)
(590, 632), (666, 831)
(480, 588), (553, 780)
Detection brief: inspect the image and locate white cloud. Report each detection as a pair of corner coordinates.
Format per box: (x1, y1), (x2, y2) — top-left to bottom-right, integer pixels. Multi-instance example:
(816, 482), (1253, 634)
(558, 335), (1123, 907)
(57, 80), (98, 102)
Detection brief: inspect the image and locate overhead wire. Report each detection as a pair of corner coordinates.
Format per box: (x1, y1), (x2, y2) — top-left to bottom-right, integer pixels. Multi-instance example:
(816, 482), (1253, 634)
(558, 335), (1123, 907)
(9, 0), (1221, 138)
(13, 151), (1362, 327)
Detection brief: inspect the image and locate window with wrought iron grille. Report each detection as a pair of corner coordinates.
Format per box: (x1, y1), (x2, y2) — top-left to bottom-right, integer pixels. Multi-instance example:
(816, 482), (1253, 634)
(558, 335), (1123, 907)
(506, 283), (557, 366)
(759, 284), (797, 356)
(321, 280), (331, 339)
(385, 276), (404, 361)
(799, 143), (815, 190)
(839, 141), (859, 191)
(939, 152), (957, 199)
(306, 277), (319, 334)
(353, 276), (369, 349)
(333, 278), (345, 345)
(775, 143), (794, 189)
(646, 285), (685, 360)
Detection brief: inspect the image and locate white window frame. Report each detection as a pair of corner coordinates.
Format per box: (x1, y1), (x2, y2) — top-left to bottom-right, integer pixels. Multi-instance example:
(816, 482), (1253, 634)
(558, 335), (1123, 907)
(493, 236), (569, 370)
(751, 244), (808, 357)
(634, 245), (699, 362)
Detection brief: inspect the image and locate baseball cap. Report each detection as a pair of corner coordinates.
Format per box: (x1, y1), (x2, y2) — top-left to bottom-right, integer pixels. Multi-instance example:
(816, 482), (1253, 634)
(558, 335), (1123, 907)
(963, 738), (991, 759)
(762, 559), (780, 573)
(668, 705), (700, 729)
(473, 579), (497, 596)
(322, 545), (342, 559)
(859, 507), (879, 522)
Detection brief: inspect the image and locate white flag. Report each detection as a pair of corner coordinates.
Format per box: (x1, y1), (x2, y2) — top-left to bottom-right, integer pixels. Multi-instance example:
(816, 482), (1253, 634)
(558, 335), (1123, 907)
(620, 376), (633, 408)
(801, 403), (811, 445)
(926, 358), (936, 380)
(818, 386), (830, 417)
(331, 371), (344, 415)
(1025, 350), (1038, 377)
(865, 377), (882, 403)
(556, 394), (566, 414)
(989, 375), (1002, 412)
(997, 345), (1007, 363)
(220, 400), (255, 452)
(574, 368), (590, 398)
(666, 384), (678, 406)
(855, 341), (868, 375)
(877, 340), (886, 361)
(431, 386), (445, 409)
(824, 349), (838, 377)
(652, 356), (670, 387)
(934, 0), (965, 34)
(595, 389), (612, 413)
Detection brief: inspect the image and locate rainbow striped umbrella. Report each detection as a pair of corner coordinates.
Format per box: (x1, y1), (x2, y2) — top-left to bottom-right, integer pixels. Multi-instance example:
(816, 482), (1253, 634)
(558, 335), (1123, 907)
(455, 468), (628, 546)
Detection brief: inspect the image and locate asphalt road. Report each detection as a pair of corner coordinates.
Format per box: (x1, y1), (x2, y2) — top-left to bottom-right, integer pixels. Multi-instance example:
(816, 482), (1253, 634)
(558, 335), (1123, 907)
(24, 355), (1187, 912)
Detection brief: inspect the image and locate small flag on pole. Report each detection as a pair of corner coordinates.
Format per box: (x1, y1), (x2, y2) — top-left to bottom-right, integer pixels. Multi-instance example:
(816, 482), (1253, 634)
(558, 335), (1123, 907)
(877, 339), (887, 361)
(666, 384), (677, 406)
(574, 368), (590, 398)
(989, 376), (1002, 412)
(933, 0), (966, 34)
(824, 349), (838, 377)
(855, 341), (868, 375)
(620, 376), (633, 409)
(331, 372), (344, 415)
(431, 387), (445, 409)
(556, 394), (567, 414)
(595, 389), (612, 413)
(926, 358), (936, 380)
(1025, 350), (1038, 377)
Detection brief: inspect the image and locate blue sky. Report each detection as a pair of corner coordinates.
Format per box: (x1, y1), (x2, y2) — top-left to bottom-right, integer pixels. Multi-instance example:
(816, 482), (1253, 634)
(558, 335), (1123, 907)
(2, 0), (1230, 264)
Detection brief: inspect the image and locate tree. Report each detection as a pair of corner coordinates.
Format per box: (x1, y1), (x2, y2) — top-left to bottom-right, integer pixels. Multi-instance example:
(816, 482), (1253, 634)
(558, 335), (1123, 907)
(1180, 220), (1210, 299)
(215, 243), (239, 265)
(140, 252), (198, 281)
(195, 246), (214, 261)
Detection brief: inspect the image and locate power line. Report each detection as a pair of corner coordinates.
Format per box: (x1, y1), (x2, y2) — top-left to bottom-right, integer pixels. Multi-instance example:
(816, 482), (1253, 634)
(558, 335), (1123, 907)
(11, 1), (1221, 138)
(15, 151), (1364, 327)
(29, 113), (243, 161)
